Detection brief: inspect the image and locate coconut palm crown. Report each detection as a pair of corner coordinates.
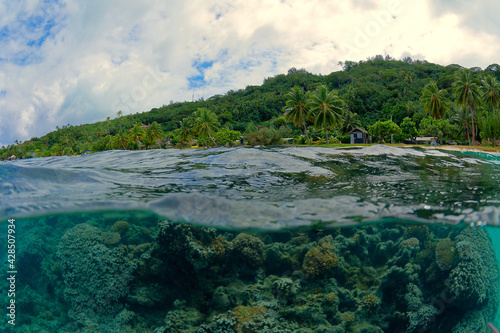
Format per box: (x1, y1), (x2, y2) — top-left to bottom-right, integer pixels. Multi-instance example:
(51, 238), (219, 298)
(420, 82), (451, 119)
(283, 86), (311, 144)
(307, 85), (345, 144)
(192, 108), (220, 147)
(452, 69), (482, 143)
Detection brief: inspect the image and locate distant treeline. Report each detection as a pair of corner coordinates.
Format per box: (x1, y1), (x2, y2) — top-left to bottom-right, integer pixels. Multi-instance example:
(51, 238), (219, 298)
(2, 55), (500, 160)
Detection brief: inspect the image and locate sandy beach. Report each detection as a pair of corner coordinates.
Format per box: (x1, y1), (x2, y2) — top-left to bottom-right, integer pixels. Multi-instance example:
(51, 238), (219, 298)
(422, 145), (500, 154)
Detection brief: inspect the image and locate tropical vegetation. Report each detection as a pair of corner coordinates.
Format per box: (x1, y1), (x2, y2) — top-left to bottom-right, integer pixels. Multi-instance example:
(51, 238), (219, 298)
(3, 56), (500, 160)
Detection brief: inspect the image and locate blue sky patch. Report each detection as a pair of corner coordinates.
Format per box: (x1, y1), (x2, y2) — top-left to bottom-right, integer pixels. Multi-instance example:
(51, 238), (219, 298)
(188, 60), (215, 89)
(1, 0), (66, 65)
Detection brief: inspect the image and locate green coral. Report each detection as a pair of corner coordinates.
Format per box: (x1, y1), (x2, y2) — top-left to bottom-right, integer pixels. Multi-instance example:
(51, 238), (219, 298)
(302, 235), (338, 279)
(57, 223), (135, 323)
(404, 283), (439, 332)
(448, 227), (498, 332)
(164, 302), (205, 332)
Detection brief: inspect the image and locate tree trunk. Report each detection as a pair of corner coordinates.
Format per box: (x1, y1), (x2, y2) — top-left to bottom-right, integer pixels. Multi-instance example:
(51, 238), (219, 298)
(208, 133), (218, 147)
(302, 120), (310, 145)
(470, 106), (476, 145)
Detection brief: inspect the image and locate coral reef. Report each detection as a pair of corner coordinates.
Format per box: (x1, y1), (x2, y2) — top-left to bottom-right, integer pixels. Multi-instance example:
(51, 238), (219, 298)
(6, 214), (499, 333)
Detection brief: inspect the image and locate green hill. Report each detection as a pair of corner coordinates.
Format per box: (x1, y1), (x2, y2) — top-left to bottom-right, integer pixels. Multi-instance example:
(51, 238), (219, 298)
(2, 55), (500, 159)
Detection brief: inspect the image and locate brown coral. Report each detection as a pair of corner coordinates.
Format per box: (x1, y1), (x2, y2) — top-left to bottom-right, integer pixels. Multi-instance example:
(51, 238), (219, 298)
(325, 292), (337, 304)
(211, 235), (232, 258)
(102, 231), (121, 245)
(111, 220), (130, 234)
(302, 235), (338, 279)
(403, 225), (430, 243)
(232, 233), (266, 268)
(362, 294), (381, 308)
(435, 238), (457, 271)
(399, 237), (420, 249)
(232, 305), (267, 324)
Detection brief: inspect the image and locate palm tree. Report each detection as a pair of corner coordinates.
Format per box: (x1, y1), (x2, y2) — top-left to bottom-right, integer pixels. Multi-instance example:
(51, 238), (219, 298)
(129, 124), (145, 149)
(192, 108), (219, 147)
(453, 69), (482, 143)
(283, 86), (310, 144)
(420, 82), (450, 119)
(144, 122), (163, 149)
(307, 85), (345, 144)
(481, 75), (500, 111)
(114, 132), (130, 150)
(60, 135), (75, 155)
(178, 118), (194, 148)
(450, 106), (472, 142)
(340, 110), (362, 135)
(105, 116), (112, 135)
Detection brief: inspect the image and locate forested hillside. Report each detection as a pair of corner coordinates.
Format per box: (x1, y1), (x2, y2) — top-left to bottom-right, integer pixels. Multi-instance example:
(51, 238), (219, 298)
(2, 55), (500, 160)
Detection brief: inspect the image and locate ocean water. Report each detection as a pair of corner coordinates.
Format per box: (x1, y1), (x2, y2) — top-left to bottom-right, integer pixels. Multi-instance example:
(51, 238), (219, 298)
(0, 146), (499, 332)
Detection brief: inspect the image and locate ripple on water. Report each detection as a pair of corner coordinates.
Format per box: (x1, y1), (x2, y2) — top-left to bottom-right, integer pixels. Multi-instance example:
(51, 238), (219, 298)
(1, 146), (499, 228)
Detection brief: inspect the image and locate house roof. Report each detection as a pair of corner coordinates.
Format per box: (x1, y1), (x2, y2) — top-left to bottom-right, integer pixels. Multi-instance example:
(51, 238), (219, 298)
(348, 128), (367, 134)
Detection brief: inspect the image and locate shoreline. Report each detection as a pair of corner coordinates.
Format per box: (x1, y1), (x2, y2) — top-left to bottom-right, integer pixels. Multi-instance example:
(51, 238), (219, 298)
(3, 143), (500, 161)
(323, 143), (500, 155)
(419, 145), (500, 155)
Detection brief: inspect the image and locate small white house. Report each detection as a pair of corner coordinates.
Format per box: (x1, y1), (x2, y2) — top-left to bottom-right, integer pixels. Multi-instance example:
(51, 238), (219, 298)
(349, 128), (370, 144)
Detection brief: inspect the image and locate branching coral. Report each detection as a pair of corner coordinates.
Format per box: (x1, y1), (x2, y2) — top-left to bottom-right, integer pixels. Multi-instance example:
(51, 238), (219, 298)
(57, 223), (135, 321)
(447, 228), (498, 331)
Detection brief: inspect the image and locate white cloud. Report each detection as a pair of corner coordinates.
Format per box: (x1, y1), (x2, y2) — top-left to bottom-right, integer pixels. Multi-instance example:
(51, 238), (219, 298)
(1, 0), (500, 146)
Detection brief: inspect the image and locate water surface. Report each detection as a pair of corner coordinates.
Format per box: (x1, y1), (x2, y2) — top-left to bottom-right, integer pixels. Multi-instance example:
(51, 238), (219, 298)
(1, 146), (499, 228)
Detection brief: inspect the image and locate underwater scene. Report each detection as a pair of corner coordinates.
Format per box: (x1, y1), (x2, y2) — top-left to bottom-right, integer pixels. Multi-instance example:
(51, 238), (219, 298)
(1, 146), (500, 332)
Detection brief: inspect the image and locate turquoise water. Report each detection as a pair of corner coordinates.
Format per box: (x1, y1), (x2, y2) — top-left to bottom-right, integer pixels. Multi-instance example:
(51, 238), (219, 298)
(0, 146), (499, 332)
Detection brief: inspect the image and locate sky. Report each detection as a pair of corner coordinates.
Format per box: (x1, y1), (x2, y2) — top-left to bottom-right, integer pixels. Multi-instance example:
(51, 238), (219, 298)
(1, 0), (499, 147)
